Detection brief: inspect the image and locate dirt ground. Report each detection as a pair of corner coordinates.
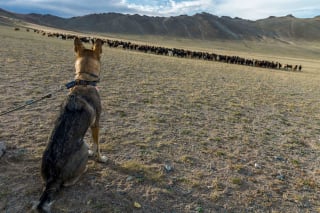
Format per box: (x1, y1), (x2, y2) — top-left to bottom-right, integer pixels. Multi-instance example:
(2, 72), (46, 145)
(1, 25), (320, 212)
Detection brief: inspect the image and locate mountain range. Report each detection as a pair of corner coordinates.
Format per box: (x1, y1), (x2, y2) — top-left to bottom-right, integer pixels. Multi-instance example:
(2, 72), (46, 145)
(1, 8), (320, 41)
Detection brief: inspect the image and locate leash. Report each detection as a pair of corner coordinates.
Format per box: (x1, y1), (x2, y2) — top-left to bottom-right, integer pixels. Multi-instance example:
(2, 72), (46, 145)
(0, 85), (65, 117)
(0, 79), (99, 117)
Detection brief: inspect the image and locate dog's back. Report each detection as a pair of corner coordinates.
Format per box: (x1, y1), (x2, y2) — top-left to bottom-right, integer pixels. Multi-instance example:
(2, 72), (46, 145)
(34, 38), (103, 213)
(36, 88), (100, 212)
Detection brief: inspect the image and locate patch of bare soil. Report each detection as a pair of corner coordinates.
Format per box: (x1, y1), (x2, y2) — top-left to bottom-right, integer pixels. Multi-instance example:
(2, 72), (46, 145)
(1, 26), (320, 212)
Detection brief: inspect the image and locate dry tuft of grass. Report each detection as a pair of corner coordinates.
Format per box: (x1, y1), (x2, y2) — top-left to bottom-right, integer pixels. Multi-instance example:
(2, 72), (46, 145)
(120, 160), (164, 183)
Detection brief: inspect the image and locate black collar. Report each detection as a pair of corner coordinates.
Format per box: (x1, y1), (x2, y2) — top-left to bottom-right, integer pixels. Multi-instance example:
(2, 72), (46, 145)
(65, 79), (98, 89)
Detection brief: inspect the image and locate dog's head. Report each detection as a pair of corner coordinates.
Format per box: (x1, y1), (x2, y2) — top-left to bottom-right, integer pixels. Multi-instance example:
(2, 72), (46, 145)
(74, 38), (103, 81)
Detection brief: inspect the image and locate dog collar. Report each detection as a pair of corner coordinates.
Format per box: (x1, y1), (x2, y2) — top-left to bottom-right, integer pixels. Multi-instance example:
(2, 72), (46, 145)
(65, 79), (99, 89)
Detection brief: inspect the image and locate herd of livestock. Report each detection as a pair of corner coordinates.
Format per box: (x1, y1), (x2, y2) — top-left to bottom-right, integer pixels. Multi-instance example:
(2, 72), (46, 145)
(19, 27), (303, 72)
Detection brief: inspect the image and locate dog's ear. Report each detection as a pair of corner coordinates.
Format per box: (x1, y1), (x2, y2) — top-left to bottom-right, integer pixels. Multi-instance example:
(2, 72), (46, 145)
(93, 39), (103, 57)
(74, 37), (84, 55)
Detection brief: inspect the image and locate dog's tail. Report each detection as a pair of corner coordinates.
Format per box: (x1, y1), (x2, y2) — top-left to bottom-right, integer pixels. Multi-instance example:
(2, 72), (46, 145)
(35, 180), (62, 213)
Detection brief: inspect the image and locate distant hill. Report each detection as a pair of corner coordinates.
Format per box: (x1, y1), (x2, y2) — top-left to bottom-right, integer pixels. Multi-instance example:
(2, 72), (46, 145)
(1, 8), (320, 41)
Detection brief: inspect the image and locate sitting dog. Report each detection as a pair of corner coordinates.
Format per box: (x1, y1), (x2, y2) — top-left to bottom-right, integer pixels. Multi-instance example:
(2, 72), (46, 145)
(33, 37), (107, 213)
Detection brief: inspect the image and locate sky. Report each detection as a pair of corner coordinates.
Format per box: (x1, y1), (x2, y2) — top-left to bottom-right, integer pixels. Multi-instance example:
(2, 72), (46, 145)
(0, 0), (319, 20)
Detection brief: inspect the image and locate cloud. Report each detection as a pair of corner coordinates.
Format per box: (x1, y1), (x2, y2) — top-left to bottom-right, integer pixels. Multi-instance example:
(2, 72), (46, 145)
(0, 0), (129, 16)
(0, 0), (217, 17)
(122, 0), (320, 19)
(0, 0), (319, 19)
(213, 0), (320, 20)
(123, 0), (216, 16)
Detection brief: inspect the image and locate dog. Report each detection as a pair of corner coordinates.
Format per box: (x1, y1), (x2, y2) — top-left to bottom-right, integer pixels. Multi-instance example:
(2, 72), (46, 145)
(32, 37), (107, 213)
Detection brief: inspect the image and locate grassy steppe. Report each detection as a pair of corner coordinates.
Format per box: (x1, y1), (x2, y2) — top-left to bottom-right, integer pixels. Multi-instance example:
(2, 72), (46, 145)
(1, 25), (320, 212)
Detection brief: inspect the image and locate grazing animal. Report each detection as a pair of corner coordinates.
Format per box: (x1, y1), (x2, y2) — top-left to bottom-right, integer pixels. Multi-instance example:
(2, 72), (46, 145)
(32, 38), (106, 213)
(284, 64), (293, 70)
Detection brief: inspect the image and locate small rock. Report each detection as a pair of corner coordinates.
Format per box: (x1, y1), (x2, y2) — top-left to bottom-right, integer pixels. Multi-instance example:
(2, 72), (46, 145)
(274, 156), (285, 162)
(276, 173), (285, 181)
(164, 164), (173, 172)
(0, 141), (6, 158)
(126, 176), (134, 181)
(254, 163), (261, 169)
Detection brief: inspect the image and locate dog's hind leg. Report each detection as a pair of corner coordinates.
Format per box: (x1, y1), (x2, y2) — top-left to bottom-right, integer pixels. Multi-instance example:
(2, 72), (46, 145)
(63, 141), (89, 187)
(91, 126), (107, 163)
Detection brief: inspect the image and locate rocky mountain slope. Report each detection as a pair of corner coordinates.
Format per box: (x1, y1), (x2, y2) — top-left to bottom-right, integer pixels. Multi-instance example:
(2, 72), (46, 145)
(1, 8), (319, 41)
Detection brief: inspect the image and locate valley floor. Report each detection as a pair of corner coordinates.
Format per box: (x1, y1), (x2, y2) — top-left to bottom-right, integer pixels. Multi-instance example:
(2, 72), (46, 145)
(1, 25), (320, 212)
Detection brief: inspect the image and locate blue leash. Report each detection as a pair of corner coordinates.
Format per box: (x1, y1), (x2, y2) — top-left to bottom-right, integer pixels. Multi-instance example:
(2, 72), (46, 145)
(0, 79), (98, 117)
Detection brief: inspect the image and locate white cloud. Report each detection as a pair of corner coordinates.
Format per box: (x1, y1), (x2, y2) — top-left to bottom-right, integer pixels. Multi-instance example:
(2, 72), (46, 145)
(213, 0), (320, 19)
(0, 0), (319, 19)
(121, 0), (320, 19)
(123, 0), (215, 16)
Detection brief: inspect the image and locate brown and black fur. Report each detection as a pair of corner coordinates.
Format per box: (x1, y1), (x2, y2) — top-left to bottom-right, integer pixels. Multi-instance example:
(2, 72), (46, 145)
(33, 38), (106, 213)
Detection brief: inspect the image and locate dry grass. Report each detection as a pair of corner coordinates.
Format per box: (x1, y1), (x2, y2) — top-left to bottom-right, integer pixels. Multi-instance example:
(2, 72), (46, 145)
(1, 24), (320, 212)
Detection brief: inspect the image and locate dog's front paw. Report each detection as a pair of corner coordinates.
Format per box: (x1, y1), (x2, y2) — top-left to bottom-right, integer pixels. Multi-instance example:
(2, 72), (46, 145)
(98, 155), (108, 163)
